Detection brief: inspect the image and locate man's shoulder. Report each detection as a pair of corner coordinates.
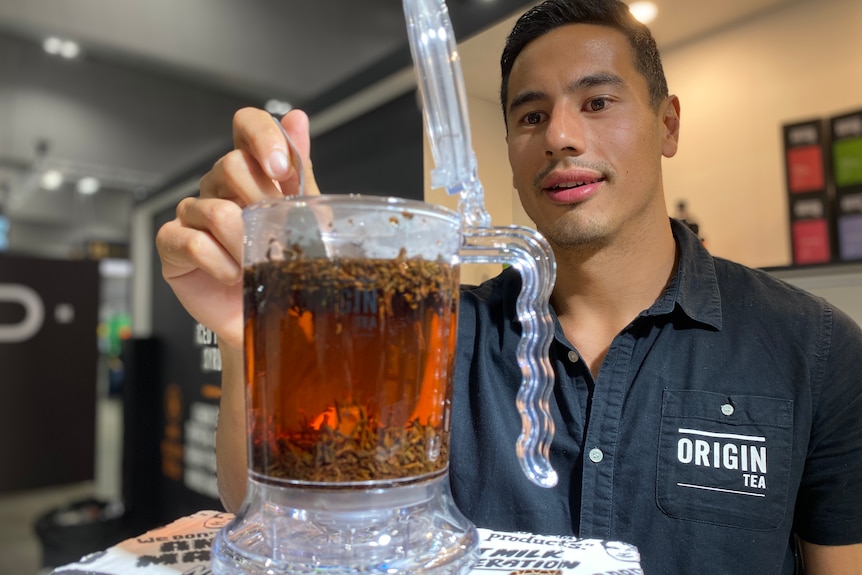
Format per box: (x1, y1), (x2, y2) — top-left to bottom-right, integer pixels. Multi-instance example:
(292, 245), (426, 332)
(460, 267), (522, 304)
(712, 255), (830, 311)
(709, 256), (862, 346)
(458, 267), (523, 334)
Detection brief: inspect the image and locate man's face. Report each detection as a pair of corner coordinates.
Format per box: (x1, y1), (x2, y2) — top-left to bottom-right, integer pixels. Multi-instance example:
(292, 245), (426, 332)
(505, 24), (679, 251)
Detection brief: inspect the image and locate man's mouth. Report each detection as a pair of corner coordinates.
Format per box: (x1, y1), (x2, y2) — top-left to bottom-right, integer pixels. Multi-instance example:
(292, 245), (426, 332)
(543, 178), (605, 192)
(540, 172), (606, 204)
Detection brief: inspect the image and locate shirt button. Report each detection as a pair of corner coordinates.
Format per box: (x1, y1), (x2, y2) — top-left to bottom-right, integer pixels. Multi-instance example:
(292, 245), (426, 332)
(721, 403), (734, 416)
(567, 350), (580, 363)
(588, 448), (604, 463)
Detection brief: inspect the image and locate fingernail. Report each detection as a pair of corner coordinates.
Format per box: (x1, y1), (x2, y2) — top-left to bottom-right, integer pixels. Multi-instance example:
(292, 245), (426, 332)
(267, 150), (289, 178)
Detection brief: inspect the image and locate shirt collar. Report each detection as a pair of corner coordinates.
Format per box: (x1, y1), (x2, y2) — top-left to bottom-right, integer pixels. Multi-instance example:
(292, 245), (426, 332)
(650, 219), (723, 330)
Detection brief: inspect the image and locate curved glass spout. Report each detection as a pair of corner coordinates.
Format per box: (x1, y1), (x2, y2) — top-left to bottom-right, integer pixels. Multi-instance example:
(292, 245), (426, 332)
(460, 227), (558, 488)
(404, 0), (558, 488)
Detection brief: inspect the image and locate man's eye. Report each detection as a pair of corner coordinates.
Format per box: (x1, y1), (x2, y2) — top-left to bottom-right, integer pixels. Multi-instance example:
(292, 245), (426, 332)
(523, 111), (544, 125)
(587, 98), (609, 112)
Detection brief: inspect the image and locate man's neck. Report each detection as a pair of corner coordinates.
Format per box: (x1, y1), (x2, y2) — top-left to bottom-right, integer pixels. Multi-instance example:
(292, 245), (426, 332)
(550, 218), (677, 376)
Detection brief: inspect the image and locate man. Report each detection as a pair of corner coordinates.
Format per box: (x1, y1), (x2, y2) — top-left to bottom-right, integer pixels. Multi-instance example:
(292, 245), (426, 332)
(156, 0), (862, 572)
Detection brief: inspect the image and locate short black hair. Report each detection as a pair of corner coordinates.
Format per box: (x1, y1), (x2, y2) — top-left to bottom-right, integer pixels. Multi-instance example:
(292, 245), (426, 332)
(500, 0), (668, 122)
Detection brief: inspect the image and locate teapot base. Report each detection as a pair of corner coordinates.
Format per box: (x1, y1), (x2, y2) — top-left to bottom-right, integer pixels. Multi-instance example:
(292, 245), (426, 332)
(212, 473), (478, 574)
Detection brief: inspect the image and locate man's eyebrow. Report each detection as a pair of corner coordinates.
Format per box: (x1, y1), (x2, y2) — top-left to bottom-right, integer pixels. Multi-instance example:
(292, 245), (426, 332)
(507, 90), (546, 115)
(507, 72), (626, 116)
(567, 72), (625, 92)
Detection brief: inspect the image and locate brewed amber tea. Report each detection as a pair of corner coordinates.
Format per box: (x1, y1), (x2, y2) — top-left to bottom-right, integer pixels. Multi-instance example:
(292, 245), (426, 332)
(244, 253), (459, 485)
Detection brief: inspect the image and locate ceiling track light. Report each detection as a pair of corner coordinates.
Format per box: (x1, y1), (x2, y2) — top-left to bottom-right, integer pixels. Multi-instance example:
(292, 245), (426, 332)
(77, 176), (100, 195)
(629, 1), (658, 25)
(43, 36), (81, 59)
(40, 169), (64, 191)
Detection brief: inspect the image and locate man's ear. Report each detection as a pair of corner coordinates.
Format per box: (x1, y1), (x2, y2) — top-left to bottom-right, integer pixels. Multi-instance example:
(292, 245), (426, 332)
(661, 95), (681, 158)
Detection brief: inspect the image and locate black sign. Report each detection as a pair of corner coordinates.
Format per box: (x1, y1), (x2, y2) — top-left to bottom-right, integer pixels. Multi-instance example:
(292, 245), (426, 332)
(0, 254), (99, 492)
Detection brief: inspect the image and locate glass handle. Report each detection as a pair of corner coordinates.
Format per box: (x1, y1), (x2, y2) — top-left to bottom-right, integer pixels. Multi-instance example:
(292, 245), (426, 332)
(460, 226), (558, 488)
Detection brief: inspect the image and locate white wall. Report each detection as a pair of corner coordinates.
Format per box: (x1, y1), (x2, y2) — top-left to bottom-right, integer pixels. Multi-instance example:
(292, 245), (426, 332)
(661, 0), (862, 268)
(437, 0), (862, 272)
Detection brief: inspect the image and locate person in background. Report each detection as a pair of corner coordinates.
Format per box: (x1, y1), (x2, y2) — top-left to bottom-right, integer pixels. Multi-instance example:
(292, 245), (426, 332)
(155, 0), (862, 572)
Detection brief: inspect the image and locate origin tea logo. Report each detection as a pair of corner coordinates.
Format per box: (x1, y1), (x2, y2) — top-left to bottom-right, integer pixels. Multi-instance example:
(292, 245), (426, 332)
(676, 427), (768, 494)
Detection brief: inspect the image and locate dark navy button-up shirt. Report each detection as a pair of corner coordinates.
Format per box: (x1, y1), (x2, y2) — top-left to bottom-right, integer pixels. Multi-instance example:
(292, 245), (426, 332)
(449, 219), (862, 574)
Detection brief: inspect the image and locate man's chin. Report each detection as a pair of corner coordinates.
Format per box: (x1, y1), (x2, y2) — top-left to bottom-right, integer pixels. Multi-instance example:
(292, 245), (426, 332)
(540, 217), (610, 252)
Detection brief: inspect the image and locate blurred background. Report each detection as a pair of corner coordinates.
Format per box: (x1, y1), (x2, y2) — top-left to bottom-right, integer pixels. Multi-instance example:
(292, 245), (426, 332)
(0, 0), (809, 260)
(1, 0), (861, 573)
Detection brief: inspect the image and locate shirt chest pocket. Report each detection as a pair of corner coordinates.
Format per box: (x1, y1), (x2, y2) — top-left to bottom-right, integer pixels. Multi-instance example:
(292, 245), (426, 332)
(656, 389), (794, 530)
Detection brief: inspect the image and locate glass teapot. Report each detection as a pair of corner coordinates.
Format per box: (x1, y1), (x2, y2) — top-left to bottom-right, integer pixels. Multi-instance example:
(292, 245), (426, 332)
(212, 1), (557, 573)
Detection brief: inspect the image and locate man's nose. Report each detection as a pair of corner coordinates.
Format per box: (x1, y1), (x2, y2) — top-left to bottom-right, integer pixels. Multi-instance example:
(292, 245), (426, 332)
(544, 106), (584, 157)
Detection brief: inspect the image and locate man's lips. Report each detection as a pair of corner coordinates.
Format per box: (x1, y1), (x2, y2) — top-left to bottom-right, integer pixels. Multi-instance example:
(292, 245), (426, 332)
(540, 170), (606, 204)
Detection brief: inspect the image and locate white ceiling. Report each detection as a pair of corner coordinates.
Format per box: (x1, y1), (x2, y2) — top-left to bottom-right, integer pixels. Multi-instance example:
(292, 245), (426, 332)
(0, 0), (799, 258)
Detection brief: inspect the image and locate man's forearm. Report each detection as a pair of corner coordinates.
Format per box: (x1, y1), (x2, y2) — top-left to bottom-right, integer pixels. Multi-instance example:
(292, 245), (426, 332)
(801, 540), (862, 574)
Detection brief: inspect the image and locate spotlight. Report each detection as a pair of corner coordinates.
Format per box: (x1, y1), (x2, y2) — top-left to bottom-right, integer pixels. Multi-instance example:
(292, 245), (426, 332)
(77, 177), (100, 195)
(43, 36), (81, 59)
(40, 169), (64, 191)
(60, 41), (80, 59)
(43, 37), (63, 55)
(629, 1), (658, 25)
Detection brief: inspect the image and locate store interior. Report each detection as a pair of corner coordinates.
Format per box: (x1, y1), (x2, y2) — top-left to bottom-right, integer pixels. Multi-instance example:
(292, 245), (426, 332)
(1, 0), (861, 573)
